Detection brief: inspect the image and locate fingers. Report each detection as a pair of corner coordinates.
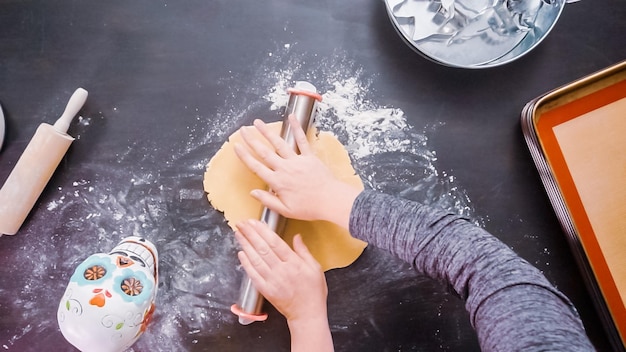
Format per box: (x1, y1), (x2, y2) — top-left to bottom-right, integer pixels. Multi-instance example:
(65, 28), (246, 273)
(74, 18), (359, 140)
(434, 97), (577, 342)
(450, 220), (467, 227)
(235, 221), (323, 282)
(287, 114), (313, 156)
(235, 220), (304, 298)
(235, 221), (277, 271)
(250, 189), (289, 216)
(236, 250), (267, 291)
(236, 219), (295, 265)
(240, 116), (312, 161)
(235, 116), (313, 180)
(253, 118), (298, 159)
(234, 228), (272, 278)
(234, 143), (274, 182)
(235, 127), (281, 176)
(292, 234), (322, 270)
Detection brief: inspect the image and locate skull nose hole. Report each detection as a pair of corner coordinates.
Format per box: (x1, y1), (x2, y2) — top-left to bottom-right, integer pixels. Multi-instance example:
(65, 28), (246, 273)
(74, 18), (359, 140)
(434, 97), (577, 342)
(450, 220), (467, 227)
(113, 254), (135, 268)
(84, 265), (107, 281)
(121, 277), (144, 296)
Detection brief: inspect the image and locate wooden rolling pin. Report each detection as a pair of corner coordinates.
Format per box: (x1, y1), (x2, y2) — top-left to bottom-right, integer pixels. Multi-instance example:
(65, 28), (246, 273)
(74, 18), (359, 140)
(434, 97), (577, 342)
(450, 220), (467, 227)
(0, 88), (88, 236)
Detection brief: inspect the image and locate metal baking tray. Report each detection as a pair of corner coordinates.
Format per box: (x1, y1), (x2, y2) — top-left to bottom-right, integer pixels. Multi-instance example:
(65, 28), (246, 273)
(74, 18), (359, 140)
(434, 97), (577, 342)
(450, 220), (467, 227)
(522, 60), (626, 350)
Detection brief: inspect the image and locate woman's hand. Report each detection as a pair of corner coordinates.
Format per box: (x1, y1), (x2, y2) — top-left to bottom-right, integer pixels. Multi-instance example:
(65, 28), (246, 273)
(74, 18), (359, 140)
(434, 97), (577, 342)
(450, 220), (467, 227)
(234, 115), (360, 229)
(235, 219), (328, 322)
(235, 219), (333, 352)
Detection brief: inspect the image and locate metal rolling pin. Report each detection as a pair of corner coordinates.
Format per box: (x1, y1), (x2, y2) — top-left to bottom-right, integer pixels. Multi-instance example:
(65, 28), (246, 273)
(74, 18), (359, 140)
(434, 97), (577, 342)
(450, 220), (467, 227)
(231, 81), (323, 325)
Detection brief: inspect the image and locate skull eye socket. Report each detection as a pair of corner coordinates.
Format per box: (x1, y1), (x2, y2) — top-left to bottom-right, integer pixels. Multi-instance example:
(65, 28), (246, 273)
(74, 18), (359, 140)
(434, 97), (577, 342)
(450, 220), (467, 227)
(84, 265), (107, 281)
(121, 277), (144, 296)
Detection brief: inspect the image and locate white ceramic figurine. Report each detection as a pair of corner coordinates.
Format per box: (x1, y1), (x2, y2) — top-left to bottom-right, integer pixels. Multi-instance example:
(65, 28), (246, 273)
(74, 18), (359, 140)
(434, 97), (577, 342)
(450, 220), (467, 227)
(57, 237), (159, 352)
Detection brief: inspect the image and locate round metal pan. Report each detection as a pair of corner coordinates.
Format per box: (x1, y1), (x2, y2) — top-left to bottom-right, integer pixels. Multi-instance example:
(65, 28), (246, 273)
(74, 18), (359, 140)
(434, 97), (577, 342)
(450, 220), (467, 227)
(384, 0), (566, 69)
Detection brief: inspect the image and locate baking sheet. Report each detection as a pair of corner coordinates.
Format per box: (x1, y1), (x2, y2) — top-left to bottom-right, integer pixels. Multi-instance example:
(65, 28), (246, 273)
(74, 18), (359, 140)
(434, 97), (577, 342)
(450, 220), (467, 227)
(522, 60), (626, 349)
(552, 97), (626, 304)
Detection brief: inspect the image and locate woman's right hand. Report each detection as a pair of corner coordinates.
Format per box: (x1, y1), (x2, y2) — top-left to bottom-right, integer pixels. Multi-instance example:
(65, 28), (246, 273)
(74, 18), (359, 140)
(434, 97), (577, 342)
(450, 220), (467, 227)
(234, 115), (360, 229)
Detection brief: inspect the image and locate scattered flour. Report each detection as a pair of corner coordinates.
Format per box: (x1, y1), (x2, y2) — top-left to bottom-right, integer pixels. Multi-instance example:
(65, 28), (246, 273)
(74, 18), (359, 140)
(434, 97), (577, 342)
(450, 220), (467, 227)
(2, 45), (477, 350)
(262, 52), (475, 217)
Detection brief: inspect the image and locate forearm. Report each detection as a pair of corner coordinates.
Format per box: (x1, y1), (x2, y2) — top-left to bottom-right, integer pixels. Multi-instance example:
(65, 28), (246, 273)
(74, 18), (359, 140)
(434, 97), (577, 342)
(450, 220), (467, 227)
(348, 190), (594, 350)
(288, 315), (334, 352)
(474, 285), (594, 351)
(349, 190), (565, 309)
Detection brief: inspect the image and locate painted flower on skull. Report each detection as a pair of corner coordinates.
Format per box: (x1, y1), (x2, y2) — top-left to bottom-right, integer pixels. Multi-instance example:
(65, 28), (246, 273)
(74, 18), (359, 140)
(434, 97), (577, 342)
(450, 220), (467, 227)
(71, 254), (117, 286)
(68, 253), (154, 306)
(113, 268), (153, 304)
(57, 237), (159, 352)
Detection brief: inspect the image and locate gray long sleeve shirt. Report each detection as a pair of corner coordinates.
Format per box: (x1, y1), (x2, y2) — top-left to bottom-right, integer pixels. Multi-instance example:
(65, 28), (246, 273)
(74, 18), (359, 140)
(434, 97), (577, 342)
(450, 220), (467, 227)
(349, 190), (595, 351)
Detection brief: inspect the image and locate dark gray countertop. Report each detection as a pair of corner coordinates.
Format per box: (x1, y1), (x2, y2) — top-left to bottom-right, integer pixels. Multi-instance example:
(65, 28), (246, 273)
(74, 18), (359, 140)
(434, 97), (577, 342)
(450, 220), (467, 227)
(0, 0), (624, 351)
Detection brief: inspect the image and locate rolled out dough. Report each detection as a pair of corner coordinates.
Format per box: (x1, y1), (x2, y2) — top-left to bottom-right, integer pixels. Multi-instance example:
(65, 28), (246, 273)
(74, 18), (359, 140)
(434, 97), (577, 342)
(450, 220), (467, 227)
(203, 122), (367, 271)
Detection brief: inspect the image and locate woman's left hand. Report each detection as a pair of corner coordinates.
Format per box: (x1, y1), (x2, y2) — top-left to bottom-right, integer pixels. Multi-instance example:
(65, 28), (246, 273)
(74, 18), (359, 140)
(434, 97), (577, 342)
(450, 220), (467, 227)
(234, 219), (328, 322)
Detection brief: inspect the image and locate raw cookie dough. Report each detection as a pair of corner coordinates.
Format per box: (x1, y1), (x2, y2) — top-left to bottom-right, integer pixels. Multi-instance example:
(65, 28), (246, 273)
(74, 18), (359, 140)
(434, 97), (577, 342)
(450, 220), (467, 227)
(203, 122), (367, 271)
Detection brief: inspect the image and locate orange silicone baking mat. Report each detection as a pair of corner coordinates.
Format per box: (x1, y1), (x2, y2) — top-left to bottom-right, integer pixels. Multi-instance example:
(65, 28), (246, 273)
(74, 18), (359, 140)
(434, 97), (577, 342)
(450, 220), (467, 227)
(534, 72), (626, 344)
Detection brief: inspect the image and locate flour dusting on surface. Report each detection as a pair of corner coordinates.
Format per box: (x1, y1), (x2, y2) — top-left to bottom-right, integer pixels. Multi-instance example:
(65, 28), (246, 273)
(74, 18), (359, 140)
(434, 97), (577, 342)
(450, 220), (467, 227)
(0, 46), (477, 350)
(262, 54), (475, 217)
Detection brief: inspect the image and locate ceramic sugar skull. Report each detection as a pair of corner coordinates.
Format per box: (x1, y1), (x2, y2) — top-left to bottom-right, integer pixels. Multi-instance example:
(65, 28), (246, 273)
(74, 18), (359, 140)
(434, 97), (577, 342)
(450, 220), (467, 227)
(57, 237), (158, 352)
